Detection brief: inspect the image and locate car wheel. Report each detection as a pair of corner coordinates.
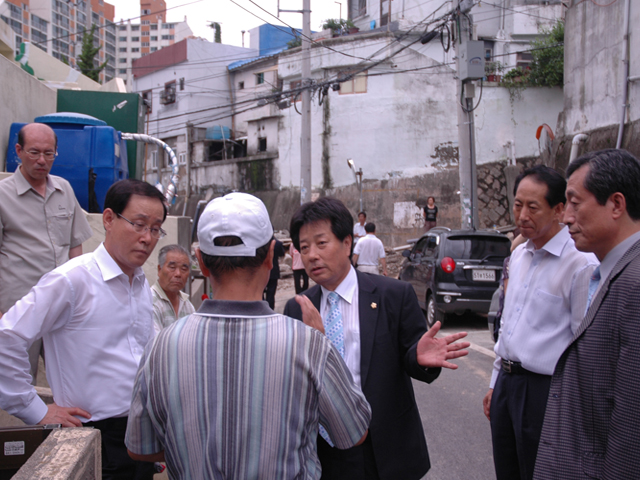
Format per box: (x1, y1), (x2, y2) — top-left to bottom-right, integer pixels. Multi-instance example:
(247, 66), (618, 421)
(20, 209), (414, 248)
(426, 293), (445, 328)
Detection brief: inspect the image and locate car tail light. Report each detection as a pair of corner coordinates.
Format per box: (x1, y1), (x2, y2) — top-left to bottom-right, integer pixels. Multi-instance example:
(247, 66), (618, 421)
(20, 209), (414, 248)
(441, 257), (456, 273)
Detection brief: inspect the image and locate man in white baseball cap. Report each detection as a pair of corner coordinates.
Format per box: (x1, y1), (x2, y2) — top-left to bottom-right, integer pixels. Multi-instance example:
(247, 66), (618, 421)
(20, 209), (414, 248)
(125, 192), (370, 479)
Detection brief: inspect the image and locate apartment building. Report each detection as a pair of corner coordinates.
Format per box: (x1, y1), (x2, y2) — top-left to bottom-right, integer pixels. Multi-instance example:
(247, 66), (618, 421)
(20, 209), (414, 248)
(115, 0), (192, 88)
(0, 0), (116, 83)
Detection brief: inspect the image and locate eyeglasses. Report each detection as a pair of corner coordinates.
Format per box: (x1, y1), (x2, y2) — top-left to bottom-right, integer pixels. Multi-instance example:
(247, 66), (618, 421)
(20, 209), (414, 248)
(24, 149), (58, 161)
(117, 213), (166, 239)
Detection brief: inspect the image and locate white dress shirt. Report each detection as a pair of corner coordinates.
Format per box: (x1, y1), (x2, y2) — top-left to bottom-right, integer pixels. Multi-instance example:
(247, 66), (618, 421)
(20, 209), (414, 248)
(491, 226), (598, 388)
(353, 223), (366, 244)
(353, 234), (386, 266)
(0, 243), (156, 424)
(320, 267), (362, 387)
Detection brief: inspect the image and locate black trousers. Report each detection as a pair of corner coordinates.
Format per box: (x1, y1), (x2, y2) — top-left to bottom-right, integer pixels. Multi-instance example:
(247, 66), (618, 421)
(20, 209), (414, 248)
(317, 434), (380, 480)
(489, 368), (552, 480)
(293, 269), (309, 294)
(84, 417), (155, 480)
(264, 278), (278, 309)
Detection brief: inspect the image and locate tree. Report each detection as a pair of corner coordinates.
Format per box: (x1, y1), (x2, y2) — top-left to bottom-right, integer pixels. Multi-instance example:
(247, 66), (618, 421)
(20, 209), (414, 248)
(208, 22), (221, 44)
(528, 20), (564, 87)
(77, 24), (108, 82)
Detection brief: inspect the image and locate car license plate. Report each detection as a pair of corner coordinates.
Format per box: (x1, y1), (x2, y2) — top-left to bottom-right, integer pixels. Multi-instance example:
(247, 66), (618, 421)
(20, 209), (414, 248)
(473, 270), (495, 282)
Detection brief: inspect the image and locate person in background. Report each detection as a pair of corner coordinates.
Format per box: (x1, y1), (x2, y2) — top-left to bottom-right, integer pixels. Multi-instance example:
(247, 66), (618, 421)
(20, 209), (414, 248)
(264, 237), (285, 309)
(152, 244), (195, 330)
(353, 211), (367, 244)
(0, 123), (93, 384)
(352, 222), (387, 276)
(290, 243), (309, 294)
(126, 192), (371, 479)
(423, 196), (438, 232)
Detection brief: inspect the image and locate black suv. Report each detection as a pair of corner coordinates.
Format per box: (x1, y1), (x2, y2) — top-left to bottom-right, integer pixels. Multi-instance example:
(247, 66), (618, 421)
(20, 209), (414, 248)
(399, 228), (511, 327)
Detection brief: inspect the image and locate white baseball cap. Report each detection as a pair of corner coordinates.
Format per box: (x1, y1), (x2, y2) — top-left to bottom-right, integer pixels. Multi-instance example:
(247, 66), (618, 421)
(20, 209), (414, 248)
(197, 192), (273, 257)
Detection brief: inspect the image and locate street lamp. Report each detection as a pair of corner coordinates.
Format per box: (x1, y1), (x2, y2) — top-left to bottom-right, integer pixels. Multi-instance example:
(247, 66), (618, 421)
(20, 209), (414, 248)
(335, 1), (342, 19)
(347, 158), (363, 212)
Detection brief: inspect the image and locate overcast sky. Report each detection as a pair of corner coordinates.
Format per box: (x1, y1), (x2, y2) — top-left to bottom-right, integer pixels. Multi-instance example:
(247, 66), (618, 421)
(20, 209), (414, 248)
(108, 0), (344, 48)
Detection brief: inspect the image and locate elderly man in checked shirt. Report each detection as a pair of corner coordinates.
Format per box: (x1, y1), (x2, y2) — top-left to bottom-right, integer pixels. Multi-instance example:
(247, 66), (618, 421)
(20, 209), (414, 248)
(482, 165), (598, 480)
(126, 192), (370, 479)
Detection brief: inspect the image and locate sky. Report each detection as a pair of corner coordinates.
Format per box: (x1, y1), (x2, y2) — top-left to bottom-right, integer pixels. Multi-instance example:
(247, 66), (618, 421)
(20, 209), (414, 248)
(108, 0), (345, 48)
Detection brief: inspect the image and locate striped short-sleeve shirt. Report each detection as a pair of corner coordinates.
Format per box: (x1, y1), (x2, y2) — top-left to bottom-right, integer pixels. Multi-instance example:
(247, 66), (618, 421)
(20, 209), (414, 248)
(126, 299), (371, 479)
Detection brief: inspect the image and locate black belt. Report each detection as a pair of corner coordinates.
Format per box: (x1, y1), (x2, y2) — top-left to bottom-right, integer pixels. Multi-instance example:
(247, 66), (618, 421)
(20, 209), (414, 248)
(501, 359), (530, 374)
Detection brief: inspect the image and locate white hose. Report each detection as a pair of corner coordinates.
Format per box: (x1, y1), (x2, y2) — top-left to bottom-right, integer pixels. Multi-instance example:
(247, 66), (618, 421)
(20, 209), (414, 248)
(121, 133), (179, 206)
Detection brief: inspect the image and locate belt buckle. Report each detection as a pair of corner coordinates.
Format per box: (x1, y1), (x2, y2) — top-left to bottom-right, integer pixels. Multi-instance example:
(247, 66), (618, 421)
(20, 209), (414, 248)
(503, 360), (512, 373)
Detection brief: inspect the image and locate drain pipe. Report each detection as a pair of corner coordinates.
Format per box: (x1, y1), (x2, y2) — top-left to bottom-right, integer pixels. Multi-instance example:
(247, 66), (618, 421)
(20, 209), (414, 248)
(616, 0), (631, 149)
(569, 134), (589, 163)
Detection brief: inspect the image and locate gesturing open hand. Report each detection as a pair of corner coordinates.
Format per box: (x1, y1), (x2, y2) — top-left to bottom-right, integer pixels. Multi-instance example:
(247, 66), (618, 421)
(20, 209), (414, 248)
(416, 321), (470, 369)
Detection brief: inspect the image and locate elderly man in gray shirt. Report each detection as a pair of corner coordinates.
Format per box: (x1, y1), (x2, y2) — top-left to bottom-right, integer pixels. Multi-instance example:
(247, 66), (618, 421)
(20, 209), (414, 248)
(0, 123), (92, 382)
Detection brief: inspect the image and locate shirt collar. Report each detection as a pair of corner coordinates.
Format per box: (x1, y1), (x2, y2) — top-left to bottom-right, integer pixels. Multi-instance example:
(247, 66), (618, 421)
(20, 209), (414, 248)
(320, 265), (358, 305)
(196, 299), (275, 317)
(523, 225), (570, 257)
(13, 166), (62, 196)
(598, 230), (640, 283)
(152, 280), (189, 302)
(94, 243), (145, 283)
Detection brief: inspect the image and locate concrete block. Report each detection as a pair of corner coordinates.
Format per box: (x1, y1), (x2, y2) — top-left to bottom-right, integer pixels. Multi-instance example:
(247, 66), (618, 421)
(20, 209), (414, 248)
(12, 428), (101, 480)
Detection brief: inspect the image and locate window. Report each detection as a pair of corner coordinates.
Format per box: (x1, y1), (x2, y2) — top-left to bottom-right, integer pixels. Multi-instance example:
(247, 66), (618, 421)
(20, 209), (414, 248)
(142, 90), (152, 113)
(141, 20), (150, 25)
(150, 24), (158, 30)
(339, 71), (367, 95)
(516, 52), (534, 69)
(150, 46), (157, 51)
(131, 36), (139, 42)
(179, 152), (186, 165)
(161, 34), (174, 40)
(142, 42), (149, 46)
(119, 25), (127, 31)
(150, 36), (157, 41)
(119, 57), (127, 63)
(119, 47), (127, 52)
(119, 36), (126, 41)
(351, 0), (366, 17)
(31, 14), (48, 32)
(258, 137), (267, 152)
(289, 80), (302, 101)
(131, 25), (139, 31)
(256, 72), (264, 85)
(160, 81), (176, 105)
(238, 81), (244, 90)
(142, 30), (149, 36)
(119, 68), (127, 74)
(131, 47), (139, 52)
(151, 150), (158, 169)
(162, 23), (174, 29)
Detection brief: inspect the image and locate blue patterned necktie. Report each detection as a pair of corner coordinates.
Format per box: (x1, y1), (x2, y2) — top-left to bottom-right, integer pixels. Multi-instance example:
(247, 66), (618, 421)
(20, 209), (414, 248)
(319, 291), (345, 446)
(585, 267), (601, 315)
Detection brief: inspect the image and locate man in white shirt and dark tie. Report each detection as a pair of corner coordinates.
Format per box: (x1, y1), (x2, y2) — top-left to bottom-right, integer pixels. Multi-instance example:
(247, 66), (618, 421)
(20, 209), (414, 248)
(0, 179), (167, 480)
(482, 165), (598, 480)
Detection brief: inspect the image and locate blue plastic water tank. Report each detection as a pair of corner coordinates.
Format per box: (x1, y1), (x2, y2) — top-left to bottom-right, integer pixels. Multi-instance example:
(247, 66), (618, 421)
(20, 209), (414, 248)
(5, 113), (128, 212)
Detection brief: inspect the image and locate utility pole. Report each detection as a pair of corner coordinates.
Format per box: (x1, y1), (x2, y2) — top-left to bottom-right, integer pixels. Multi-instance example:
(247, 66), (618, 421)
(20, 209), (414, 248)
(453, 0), (482, 229)
(279, 0), (312, 204)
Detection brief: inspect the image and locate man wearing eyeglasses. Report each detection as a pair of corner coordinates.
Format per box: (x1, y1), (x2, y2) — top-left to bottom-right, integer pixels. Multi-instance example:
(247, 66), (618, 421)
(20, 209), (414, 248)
(0, 123), (92, 384)
(0, 178), (167, 480)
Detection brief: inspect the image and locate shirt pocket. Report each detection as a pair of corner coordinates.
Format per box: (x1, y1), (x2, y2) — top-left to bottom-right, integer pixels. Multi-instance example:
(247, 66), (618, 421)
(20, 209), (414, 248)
(49, 211), (73, 247)
(526, 288), (564, 332)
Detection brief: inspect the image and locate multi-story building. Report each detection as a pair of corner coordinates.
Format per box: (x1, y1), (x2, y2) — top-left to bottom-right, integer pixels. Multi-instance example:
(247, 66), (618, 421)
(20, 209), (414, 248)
(0, 0), (116, 83)
(115, 0), (192, 88)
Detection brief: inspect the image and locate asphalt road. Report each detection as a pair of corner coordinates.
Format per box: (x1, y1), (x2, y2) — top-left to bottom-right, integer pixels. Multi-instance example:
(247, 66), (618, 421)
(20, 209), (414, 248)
(418, 313), (497, 480)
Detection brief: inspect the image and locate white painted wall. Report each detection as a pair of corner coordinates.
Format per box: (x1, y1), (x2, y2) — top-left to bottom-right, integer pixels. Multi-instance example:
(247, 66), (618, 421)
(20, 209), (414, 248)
(0, 54), (56, 171)
(561, 0), (639, 137)
(473, 85), (564, 165)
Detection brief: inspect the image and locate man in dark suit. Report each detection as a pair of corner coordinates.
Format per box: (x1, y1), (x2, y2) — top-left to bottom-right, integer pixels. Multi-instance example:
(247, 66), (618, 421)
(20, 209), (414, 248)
(284, 197), (470, 480)
(534, 149), (640, 479)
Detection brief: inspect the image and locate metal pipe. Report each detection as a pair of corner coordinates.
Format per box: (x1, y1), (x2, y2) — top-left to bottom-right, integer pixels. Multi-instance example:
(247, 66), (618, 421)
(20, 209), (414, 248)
(616, 0), (631, 149)
(569, 133), (589, 163)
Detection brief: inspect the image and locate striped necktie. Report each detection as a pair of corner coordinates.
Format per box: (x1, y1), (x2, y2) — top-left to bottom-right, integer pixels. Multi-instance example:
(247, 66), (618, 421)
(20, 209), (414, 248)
(585, 267), (601, 315)
(319, 291), (344, 446)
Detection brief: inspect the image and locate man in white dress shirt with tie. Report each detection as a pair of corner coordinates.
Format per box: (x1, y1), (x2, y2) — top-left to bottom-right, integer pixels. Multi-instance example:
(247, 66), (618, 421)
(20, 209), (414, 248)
(482, 165), (598, 480)
(0, 179), (167, 480)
